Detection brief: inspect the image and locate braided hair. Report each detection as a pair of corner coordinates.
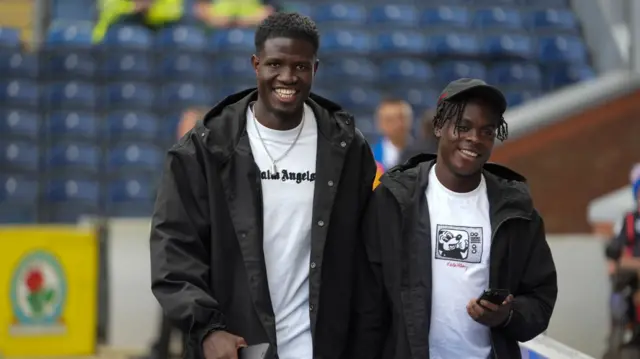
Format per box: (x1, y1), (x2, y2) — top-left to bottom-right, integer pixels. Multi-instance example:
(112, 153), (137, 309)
(432, 98), (508, 142)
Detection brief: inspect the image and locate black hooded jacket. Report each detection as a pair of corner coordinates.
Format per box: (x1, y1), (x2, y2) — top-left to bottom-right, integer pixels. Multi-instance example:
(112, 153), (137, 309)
(149, 89), (376, 358)
(348, 154), (557, 359)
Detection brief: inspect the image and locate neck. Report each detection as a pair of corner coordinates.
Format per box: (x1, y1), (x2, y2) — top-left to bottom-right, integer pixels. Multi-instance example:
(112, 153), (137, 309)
(387, 136), (407, 149)
(253, 99), (303, 131)
(434, 163), (482, 193)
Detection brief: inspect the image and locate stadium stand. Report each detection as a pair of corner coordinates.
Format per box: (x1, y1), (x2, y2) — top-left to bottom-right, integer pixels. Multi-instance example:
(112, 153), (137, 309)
(0, 0), (596, 223)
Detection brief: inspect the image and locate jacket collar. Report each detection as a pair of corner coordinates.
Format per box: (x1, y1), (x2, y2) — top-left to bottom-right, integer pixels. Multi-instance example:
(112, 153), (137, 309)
(380, 153), (534, 220)
(196, 88), (355, 162)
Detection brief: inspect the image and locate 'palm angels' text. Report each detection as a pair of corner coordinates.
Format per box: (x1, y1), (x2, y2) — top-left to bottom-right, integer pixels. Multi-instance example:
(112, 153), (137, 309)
(260, 169), (316, 184)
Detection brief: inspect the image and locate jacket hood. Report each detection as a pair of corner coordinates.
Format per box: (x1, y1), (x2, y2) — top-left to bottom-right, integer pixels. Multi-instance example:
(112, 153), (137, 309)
(381, 153), (534, 219)
(195, 88), (355, 162)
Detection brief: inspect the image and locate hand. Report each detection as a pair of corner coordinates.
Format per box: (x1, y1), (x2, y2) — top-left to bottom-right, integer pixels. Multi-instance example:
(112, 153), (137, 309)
(202, 330), (247, 359)
(466, 295), (514, 328)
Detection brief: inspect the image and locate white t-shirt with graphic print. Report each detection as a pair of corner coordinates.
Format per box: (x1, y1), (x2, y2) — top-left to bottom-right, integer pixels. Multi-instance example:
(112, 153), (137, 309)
(246, 104), (317, 359)
(426, 164), (493, 359)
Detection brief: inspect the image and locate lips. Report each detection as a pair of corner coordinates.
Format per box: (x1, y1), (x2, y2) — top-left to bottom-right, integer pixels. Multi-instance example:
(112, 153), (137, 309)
(458, 149), (480, 160)
(273, 88), (298, 103)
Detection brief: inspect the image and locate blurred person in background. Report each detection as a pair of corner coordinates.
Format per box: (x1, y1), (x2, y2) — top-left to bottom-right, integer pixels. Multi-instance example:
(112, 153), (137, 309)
(92, 0), (183, 43)
(605, 164), (640, 350)
(150, 12), (376, 359)
(371, 98), (414, 171)
(399, 108), (438, 164)
(136, 106), (209, 359)
(193, 0), (276, 28)
(350, 78), (557, 359)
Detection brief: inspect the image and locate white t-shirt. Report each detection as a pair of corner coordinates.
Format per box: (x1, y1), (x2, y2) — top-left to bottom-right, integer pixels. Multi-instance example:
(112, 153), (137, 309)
(426, 165), (493, 359)
(246, 104), (317, 359)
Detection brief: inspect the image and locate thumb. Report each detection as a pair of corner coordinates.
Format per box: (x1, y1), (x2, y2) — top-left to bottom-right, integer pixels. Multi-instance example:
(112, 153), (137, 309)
(235, 336), (248, 348)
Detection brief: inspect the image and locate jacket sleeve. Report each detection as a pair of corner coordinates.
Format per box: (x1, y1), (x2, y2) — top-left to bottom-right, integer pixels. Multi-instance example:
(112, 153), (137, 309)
(500, 211), (557, 342)
(348, 186), (391, 359)
(149, 139), (226, 345)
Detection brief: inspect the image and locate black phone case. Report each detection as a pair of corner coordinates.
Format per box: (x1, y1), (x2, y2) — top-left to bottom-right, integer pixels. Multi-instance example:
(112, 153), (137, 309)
(479, 289), (510, 305)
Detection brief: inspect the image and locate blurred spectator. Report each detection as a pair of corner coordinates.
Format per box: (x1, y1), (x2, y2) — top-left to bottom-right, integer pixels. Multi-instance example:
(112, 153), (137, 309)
(193, 0), (274, 28)
(177, 106), (208, 138)
(399, 108), (438, 164)
(93, 0), (183, 42)
(371, 98), (413, 171)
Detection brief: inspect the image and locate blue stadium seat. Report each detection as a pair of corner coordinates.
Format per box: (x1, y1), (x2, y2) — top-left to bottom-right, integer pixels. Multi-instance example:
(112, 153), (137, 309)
(44, 50), (96, 79)
(43, 178), (100, 222)
(0, 49), (38, 78)
(103, 51), (153, 80)
(0, 79), (39, 107)
(106, 111), (161, 141)
(504, 90), (540, 107)
(420, 6), (471, 29)
(209, 28), (255, 54)
(374, 31), (426, 55)
(51, 0), (97, 21)
(159, 52), (209, 80)
(379, 59), (433, 84)
(482, 34), (534, 59)
(156, 25), (207, 52)
(0, 174), (38, 223)
(46, 142), (101, 172)
(0, 141), (39, 172)
(45, 81), (98, 109)
(47, 111), (100, 140)
(321, 30), (371, 55)
(425, 33), (480, 57)
(488, 62), (542, 88)
(392, 87), (439, 111)
(474, 7), (523, 30)
(210, 56), (253, 82)
(160, 83), (213, 109)
(332, 87), (381, 112)
(0, 174), (38, 202)
(104, 82), (156, 109)
(45, 22), (93, 48)
(537, 35), (587, 64)
(546, 64), (596, 90)
(320, 57), (378, 84)
(107, 142), (164, 172)
(353, 113), (375, 135)
(0, 109), (40, 139)
(313, 3), (367, 26)
(433, 61), (487, 86)
(369, 5), (418, 27)
(472, 0), (519, 6)
(106, 176), (156, 217)
(529, 9), (578, 33)
(103, 24), (154, 50)
(0, 27), (21, 48)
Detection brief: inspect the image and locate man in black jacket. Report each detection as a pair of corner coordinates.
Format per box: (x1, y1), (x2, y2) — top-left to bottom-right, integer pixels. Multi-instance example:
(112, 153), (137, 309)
(150, 12), (376, 359)
(350, 78), (557, 359)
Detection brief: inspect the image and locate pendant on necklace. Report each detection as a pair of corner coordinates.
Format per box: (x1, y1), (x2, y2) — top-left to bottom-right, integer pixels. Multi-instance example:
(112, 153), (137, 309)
(272, 163), (278, 173)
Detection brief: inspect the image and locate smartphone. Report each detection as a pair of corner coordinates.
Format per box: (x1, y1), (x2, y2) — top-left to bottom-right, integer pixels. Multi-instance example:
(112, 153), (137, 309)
(238, 343), (271, 359)
(478, 288), (510, 305)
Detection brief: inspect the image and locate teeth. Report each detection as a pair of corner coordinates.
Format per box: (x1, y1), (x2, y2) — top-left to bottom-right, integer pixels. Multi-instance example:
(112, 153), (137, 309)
(460, 149), (478, 158)
(275, 89), (296, 97)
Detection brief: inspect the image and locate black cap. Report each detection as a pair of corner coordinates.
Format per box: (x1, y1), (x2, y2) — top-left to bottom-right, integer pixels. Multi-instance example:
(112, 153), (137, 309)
(437, 78), (507, 114)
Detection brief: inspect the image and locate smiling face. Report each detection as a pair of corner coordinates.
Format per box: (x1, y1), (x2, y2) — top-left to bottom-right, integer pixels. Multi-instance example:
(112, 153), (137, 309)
(435, 98), (500, 177)
(252, 36), (318, 121)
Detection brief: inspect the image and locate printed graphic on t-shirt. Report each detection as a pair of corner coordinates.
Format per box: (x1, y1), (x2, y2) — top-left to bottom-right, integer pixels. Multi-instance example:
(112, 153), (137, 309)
(435, 224), (483, 263)
(260, 169), (316, 183)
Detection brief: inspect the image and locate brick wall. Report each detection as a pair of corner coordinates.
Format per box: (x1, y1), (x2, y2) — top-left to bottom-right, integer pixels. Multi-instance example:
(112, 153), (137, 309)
(491, 90), (640, 233)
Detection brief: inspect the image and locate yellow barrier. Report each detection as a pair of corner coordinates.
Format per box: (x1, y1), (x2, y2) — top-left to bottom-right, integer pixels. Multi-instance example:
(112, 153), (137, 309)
(0, 226), (98, 356)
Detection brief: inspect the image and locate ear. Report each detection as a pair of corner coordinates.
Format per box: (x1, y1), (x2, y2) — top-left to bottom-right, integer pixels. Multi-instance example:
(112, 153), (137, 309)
(434, 126), (442, 139)
(313, 58), (319, 75)
(251, 54), (259, 75)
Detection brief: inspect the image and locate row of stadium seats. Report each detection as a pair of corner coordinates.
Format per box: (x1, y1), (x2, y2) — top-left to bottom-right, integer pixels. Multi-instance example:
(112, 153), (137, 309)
(0, 174), (158, 222)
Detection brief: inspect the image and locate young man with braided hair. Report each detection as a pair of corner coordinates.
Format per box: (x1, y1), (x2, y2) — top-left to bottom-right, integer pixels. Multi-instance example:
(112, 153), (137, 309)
(150, 12), (376, 359)
(349, 78), (557, 359)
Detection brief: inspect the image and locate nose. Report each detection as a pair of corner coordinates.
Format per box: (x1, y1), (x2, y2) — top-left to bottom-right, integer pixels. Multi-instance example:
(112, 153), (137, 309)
(277, 66), (297, 84)
(466, 128), (481, 143)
